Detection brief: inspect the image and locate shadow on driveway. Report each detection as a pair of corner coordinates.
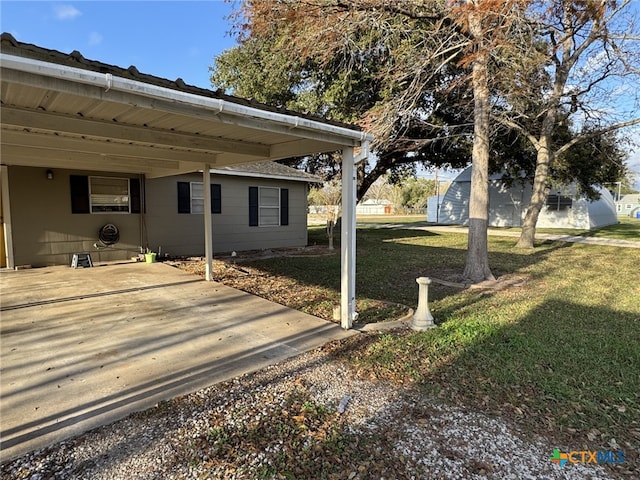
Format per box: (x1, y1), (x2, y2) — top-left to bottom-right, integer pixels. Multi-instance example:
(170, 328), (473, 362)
(0, 262), (355, 461)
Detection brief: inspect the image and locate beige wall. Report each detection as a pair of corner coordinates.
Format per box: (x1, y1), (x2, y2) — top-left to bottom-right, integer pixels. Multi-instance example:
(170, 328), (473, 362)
(7, 166), (142, 267)
(6, 167), (311, 266)
(145, 173), (309, 257)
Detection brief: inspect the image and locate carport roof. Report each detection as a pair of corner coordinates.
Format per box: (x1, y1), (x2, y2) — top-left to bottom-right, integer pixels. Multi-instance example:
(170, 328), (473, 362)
(0, 33), (371, 178)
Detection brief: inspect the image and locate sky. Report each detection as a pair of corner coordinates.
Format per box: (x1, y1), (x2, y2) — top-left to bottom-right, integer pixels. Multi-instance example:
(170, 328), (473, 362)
(1, 0), (639, 188)
(1, 1), (236, 90)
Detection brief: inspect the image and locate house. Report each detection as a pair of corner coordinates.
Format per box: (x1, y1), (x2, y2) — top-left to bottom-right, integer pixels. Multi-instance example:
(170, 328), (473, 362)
(356, 199), (393, 215)
(146, 162), (321, 258)
(0, 33), (372, 328)
(428, 166), (618, 229)
(615, 194), (640, 218)
(4, 162), (320, 267)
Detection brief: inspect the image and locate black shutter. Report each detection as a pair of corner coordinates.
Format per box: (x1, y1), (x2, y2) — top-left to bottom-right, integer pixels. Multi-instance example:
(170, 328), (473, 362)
(249, 186), (259, 226)
(280, 188), (289, 226)
(177, 182), (191, 213)
(70, 175), (90, 214)
(211, 183), (221, 214)
(130, 178), (141, 214)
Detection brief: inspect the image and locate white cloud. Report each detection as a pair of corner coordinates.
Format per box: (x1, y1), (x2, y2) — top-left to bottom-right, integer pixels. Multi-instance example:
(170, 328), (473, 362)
(54, 5), (81, 20)
(88, 32), (103, 46)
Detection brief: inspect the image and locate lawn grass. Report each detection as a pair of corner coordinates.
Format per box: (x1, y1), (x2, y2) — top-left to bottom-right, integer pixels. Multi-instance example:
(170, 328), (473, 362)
(579, 217), (640, 240)
(487, 216), (640, 240)
(241, 225), (640, 460)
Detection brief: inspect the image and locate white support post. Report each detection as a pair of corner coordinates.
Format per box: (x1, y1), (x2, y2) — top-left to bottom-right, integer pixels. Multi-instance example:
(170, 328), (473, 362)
(203, 165), (213, 281)
(1, 165), (15, 269)
(341, 147), (356, 329)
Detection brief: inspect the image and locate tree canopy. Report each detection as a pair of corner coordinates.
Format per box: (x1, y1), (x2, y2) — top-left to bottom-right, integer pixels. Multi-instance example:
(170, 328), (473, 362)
(210, 0), (640, 280)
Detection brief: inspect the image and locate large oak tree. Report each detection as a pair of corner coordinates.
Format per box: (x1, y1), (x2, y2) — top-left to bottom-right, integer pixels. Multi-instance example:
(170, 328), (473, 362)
(213, 0), (531, 282)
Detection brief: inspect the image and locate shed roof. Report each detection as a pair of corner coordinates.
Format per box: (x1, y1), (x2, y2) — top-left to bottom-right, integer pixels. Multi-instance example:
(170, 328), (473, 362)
(211, 162), (322, 183)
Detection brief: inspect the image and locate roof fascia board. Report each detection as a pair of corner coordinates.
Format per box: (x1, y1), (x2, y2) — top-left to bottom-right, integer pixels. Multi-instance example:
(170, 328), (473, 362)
(1, 53), (373, 146)
(208, 168), (321, 183)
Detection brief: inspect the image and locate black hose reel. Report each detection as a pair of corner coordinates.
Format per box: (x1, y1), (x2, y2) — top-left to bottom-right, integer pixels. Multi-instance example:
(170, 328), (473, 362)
(98, 223), (120, 246)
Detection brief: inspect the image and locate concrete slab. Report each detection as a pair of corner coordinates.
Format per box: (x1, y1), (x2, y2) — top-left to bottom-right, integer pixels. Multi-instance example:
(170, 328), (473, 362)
(0, 262), (355, 462)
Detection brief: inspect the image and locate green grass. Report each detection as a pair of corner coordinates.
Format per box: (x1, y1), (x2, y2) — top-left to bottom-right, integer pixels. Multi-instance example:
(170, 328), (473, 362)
(579, 217), (640, 240)
(242, 224), (640, 458)
(488, 216), (640, 240)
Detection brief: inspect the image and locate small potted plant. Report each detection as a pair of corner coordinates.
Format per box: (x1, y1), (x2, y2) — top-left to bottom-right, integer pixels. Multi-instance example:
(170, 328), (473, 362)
(144, 247), (157, 263)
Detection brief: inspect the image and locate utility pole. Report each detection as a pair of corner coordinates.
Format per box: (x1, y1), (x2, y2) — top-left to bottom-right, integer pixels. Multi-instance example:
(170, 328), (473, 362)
(435, 167), (440, 224)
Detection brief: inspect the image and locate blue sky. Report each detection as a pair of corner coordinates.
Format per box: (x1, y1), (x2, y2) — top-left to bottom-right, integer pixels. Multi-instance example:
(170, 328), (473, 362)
(1, 1), (237, 89)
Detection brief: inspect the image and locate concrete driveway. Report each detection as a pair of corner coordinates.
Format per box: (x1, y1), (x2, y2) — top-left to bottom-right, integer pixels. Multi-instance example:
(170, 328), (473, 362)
(0, 262), (355, 461)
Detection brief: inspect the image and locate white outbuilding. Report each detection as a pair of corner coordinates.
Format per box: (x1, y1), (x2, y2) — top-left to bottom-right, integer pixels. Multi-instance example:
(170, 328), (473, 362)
(427, 166), (618, 229)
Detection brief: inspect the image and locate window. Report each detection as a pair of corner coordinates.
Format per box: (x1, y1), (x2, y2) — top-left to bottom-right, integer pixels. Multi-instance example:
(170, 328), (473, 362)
(190, 182), (205, 213)
(249, 186), (289, 226)
(70, 175), (141, 214)
(90, 177), (130, 213)
(177, 182), (221, 214)
(545, 194), (572, 211)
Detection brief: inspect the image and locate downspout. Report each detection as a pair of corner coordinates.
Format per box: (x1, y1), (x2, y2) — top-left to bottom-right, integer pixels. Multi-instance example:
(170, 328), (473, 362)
(139, 173), (146, 256)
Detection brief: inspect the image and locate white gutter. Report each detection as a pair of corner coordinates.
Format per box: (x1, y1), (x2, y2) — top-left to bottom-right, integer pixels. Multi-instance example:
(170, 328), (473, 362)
(1, 53), (374, 145)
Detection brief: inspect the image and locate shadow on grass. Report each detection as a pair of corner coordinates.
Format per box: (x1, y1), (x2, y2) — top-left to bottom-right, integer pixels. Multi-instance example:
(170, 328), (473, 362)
(346, 298), (639, 471)
(247, 226), (574, 311)
(579, 218), (640, 240)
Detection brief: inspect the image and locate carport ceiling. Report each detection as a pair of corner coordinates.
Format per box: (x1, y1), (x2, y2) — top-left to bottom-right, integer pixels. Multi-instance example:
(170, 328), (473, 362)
(0, 34), (368, 178)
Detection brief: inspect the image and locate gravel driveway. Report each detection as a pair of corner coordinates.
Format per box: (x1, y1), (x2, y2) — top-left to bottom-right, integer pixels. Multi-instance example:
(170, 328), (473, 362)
(1, 339), (621, 480)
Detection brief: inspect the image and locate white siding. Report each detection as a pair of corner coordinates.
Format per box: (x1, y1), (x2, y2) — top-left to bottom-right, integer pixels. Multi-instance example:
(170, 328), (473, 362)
(436, 166), (618, 229)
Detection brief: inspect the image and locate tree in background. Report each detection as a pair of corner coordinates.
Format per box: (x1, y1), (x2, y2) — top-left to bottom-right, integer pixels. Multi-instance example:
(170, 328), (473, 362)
(212, 2), (484, 186)
(213, 0), (531, 282)
(212, 0), (637, 279)
(496, 0), (640, 248)
(360, 176), (438, 214)
(308, 180), (342, 249)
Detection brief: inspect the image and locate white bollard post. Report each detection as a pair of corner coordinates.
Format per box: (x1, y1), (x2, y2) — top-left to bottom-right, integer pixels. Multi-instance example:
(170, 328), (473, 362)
(410, 277), (436, 331)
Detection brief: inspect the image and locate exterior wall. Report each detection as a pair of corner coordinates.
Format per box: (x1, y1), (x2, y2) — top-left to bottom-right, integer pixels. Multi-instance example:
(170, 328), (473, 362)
(145, 173), (309, 257)
(438, 181), (471, 225)
(616, 195), (640, 218)
(6, 166), (142, 267)
(436, 167), (618, 229)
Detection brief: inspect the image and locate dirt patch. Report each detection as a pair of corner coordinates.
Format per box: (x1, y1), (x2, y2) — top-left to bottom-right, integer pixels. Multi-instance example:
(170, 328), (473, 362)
(166, 246), (527, 324)
(166, 247), (410, 324)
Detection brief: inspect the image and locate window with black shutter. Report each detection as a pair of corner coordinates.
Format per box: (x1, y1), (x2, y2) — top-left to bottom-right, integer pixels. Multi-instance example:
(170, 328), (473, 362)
(178, 182), (221, 214)
(71, 175), (141, 214)
(249, 186), (289, 226)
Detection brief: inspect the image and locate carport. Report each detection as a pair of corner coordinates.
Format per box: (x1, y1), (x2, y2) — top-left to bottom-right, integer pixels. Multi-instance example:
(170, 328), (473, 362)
(0, 33), (371, 329)
(0, 262), (356, 461)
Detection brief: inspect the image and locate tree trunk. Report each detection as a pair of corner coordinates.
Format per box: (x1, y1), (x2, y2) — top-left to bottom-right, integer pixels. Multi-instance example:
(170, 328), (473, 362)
(516, 141), (552, 248)
(462, 34), (494, 283)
